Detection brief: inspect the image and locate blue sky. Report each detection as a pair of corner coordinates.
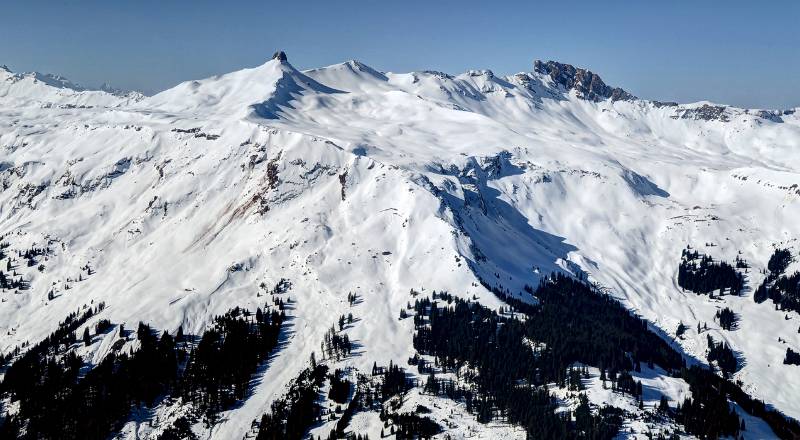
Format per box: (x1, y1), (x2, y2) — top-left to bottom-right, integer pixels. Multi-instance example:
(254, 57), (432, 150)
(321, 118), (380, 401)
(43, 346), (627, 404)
(1, 1), (798, 108)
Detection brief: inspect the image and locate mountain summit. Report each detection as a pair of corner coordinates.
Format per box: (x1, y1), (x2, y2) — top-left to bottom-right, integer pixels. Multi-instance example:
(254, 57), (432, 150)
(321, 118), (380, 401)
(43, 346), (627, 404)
(272, 50), (288, 61)
(533, 59), (635, 101)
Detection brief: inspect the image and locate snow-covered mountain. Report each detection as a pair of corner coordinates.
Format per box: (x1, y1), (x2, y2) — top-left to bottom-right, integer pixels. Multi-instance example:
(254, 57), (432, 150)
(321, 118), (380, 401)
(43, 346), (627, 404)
(1, 51), (799, 439)
(0, 64), (144, 108)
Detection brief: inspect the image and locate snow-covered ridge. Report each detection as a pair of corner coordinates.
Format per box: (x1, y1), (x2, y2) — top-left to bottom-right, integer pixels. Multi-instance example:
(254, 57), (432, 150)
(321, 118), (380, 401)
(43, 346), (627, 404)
(1, 52), (800, 439)
(0, 64), (144, 108)
(139, 52), (339, 119)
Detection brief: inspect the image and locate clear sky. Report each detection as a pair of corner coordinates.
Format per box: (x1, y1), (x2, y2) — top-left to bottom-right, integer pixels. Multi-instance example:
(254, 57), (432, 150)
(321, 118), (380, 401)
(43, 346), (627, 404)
(1, 1), (798, 108)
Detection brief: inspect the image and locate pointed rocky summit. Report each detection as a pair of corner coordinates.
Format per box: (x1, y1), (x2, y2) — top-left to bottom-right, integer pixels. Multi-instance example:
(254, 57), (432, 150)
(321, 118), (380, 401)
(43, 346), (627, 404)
(534, 60), (634, 102)
(272, 50), (288, 62)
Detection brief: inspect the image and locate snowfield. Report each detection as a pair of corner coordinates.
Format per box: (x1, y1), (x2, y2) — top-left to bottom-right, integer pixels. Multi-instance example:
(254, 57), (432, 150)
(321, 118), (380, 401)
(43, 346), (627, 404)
(1, 52), (799, 438)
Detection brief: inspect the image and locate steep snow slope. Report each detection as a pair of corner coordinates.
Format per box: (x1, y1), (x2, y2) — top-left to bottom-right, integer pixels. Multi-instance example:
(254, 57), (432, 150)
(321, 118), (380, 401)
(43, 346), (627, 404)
(1, 53), (799, 438)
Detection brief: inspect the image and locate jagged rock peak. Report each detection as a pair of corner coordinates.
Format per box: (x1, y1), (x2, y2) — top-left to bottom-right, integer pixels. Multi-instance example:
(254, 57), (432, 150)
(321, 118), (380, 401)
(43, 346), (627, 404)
(533, 60), (635, 102)
(272, 50), (288, 62)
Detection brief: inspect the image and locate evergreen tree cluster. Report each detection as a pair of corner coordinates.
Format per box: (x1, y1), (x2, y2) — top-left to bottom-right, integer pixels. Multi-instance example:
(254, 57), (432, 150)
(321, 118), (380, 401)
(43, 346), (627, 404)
(95, 318), (113, 334)
(182, 306), (285, 419)
(672, 365), (789, 439)
(0, 320), (178, 439)
(379, 361), (411, 402)
(328, 369), (351, 404)
(753, 282), (768, 304)
(421, 372), (474, 403)
(19, 245), (51, 268)
(431, 290), (454, 303)
(767, 274), (800, 313)
(706, 335), (738, 376)
(0, 304), (285, 439)
(754, 248), (800, 314)
(381, 412), (441, 439)
(338, 313), (353, 330)
(479, 274), (682, 379)
(344, 362), (413, 411)
(715, 307), (738, 331)
(1, 303), (103, 371)
(155, 416), (198, 440)
(785, 348), (800, 366)
(0, 345), (22, 368)
(270, 278), (292, 295)
(0, 258), (30, 291)
(675, 321), (688, 339)
(567, 366), (587, 391)
(677, 249), (744, 296)
(255, 364), (328, 440)
(574, 395), (624, 440)
(327, 366), (435, 440)
(429, 274), (800, 439)
(734, 255), (749, 269)
(325, 362), (414, 439)
(674, 392), (739, 438)
(321, 325), (352, 361)
(612, 370), (643, 398)
(410, 275), (671, 438)
(768, 248), (792, 274)
(331, 388), (361, 439)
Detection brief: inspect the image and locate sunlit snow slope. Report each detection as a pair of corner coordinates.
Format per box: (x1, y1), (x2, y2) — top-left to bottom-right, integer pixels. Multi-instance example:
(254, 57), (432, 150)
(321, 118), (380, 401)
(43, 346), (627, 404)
(1, 52), (799, 438)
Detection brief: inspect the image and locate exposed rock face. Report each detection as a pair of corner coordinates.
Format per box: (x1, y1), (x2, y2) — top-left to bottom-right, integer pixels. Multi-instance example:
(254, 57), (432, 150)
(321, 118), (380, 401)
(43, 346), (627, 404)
(421, 70), (454, 80)
(652, 100), (679, 108)
(272, 50), (288, 62)
(676, 104), (730, 122)
(756, 110), (784, 123)
(466, 69), (494, 78)
(534, 60), (635, 102)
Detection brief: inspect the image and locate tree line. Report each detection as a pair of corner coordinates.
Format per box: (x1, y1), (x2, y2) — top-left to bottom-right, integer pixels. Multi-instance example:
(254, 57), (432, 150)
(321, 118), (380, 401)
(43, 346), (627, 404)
(439, 273), (800, 439)
(0, 303), (285, 439)
(255, 363), (328, 440)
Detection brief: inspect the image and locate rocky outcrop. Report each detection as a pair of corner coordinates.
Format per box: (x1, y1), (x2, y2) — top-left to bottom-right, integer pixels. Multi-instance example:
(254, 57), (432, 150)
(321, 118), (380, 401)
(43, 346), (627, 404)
(272, 50), (288, 62)
(755, 110), (784, 123)
(675, 104), (730, 122)
(533, 60), (635, 102)
(652, 100), (679, 108)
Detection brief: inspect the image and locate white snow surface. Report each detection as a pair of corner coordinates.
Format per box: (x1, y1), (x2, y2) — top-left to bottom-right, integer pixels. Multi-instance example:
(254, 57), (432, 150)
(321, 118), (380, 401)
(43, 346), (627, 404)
(0, 65), (143, 108)
(1, 55), (799, 438)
